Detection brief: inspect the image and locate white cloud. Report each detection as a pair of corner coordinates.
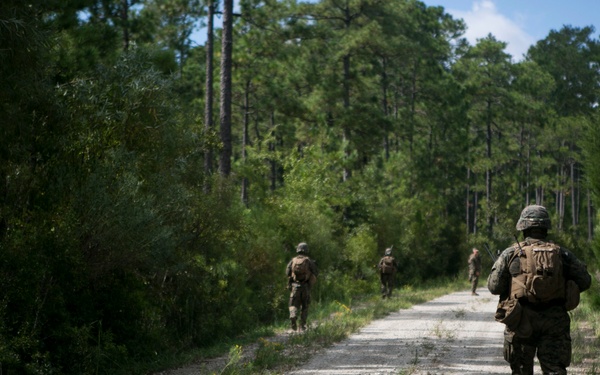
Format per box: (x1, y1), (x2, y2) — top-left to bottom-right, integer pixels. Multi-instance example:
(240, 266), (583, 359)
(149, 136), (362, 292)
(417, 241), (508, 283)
(450, 0), (535, 61)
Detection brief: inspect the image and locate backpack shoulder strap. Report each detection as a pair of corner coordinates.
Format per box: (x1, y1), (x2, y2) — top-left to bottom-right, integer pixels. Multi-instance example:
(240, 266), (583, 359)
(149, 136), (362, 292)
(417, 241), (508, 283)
(509, 243), (527, 293)
(508, 243), (522, 263)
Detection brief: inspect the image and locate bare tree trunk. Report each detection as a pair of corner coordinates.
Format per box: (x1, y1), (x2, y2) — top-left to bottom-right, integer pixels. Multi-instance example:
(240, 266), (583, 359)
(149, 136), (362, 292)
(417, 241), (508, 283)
(466, 168), (471, 237)
(587, 189), (593, 242)
(342, 52), (351, 182)
(393, 82), (400, 154)
(473, 189), (478, 235)
(485, 100), (493, 234)
(203, 0), (215, 192)
(381, 57), (390, 161)
(557, 166), (565, 231)
(241, 80), (250, 206)
(269, 112), (276, 191)
(219, 0), (233, 177)
(121, 0), (129, 51)
(525, 128), (531, 206)
(559, 189), (564, 231)
(341, 3), (352, 182)
(577, 171), (581, 227)
(555, 170), (559, 216)
(409, 61), (417, 160)
(571, 162), (577, 229)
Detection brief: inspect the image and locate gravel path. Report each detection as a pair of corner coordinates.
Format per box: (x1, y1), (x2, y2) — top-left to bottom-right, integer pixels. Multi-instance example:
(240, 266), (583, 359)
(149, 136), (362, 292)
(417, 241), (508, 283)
(287, 287), (506, 375)
(156, 287), (592, 375)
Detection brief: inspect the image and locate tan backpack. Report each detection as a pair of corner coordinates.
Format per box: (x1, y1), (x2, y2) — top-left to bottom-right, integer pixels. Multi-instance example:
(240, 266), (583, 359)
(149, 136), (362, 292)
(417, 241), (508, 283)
(291, 256), (314, 285)
(510, 241), (566, 303)
(381, 256), (395, 274)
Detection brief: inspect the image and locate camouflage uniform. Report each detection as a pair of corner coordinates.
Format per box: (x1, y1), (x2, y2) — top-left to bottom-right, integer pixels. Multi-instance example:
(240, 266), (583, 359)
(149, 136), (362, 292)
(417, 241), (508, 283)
(468, 249), (482, 295)
(377, 248), (398, 299)
(487, 205), (591, 375)
(286, 243), (318, 331)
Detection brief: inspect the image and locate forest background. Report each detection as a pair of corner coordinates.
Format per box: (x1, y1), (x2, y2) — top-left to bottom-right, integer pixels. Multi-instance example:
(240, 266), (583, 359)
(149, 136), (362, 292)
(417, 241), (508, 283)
(2, 0), (600, 373)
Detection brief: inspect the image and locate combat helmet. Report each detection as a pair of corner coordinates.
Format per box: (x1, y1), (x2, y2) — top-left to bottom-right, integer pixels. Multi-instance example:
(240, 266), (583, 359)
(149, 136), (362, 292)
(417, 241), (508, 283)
(515, 205), (551, 231)
(296, 242), (308, 254)
(384, 247), (393, 256)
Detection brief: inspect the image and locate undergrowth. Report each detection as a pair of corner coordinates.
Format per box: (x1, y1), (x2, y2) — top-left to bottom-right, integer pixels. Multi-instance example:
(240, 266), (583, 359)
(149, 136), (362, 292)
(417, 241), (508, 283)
(570, 280), (600, 374)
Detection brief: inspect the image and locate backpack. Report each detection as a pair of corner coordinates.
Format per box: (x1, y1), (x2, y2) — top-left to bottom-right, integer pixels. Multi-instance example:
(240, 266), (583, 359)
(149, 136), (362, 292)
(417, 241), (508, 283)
(509, 241), (566, 303)
(381, 256), (395, 274)
(291, 256), (312, 283)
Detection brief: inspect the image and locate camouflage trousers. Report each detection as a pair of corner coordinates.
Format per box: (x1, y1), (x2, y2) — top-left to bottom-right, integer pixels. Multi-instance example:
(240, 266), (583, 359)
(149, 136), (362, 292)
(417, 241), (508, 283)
(380, 273), (395, 299)
(503, 305), (571, 375)
(469, 272), (479, 293)
(289, 283), (311, 327)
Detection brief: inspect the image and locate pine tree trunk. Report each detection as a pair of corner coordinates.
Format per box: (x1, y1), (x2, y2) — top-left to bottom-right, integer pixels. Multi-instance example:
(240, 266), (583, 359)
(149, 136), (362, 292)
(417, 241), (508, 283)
(466, 168), (471, 236)
(219, 0), (233, 177)
(241, 80), (250, 206)
(587, 189), (593, 242)
(409, 62), (417, 160)
(269, 112), (276, 191)
(525, 127), (531, 206)
(571, 161), (577, 229)
(557, 167), (565, 231)
(381, 57), (390, 161)
(342, 53), (351, 182)
(203, 0), (215, 192)
(473, 189), (478, 235)
(485, 100), (493, 234)
(121, 0), (129, 51)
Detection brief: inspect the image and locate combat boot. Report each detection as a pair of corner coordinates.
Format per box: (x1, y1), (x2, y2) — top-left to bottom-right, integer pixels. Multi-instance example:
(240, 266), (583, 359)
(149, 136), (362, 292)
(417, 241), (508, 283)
(290, 318), (297, 331)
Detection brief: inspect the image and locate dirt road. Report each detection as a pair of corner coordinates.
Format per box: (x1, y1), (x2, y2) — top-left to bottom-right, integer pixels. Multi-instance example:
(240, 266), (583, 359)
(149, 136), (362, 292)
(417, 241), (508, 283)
(288, 287), (592, 375)
(288, 287), (507, 374)
(157, 287), (591, 374)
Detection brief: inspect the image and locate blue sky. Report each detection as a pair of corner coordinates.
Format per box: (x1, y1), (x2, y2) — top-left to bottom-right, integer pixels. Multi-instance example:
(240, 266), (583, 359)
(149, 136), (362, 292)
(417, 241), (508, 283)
(421, 0), (600, 60)
(193, 0), (600, 61)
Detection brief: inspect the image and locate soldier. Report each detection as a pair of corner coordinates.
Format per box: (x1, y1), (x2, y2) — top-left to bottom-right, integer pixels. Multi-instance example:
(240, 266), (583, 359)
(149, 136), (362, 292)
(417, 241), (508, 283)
(377, 247), (398, 299)
(487, 205), (591, 375)
(468, 248), (482, 296)
(286, 242), (318, 331)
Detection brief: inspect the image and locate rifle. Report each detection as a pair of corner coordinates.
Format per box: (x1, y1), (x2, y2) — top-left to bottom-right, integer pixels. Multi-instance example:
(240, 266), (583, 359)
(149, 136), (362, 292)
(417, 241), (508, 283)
(483, 242), (497, 263)
(514, 234), (524, 256)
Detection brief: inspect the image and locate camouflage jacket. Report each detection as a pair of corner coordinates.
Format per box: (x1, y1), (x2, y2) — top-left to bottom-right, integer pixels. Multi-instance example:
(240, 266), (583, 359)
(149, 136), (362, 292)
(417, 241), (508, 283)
(468, 253), (481, 274)
(487, 237), (592, 300)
